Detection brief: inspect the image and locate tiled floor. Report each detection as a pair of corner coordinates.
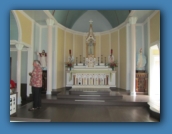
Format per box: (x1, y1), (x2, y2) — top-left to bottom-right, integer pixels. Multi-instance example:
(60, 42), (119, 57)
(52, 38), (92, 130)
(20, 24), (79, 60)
(13, 102), (158, 122)
(11, 89), (160, 122)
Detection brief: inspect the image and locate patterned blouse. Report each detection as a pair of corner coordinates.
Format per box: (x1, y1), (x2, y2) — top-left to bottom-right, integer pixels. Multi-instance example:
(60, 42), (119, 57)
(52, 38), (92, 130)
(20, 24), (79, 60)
(30, 66), (42, 87)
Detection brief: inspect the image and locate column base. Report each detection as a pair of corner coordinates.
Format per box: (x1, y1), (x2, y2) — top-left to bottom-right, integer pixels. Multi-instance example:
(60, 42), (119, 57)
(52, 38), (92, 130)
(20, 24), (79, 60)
(17, 96), (21, 105)
(130, 91), (136, 96)
(46, 91), (52, 95)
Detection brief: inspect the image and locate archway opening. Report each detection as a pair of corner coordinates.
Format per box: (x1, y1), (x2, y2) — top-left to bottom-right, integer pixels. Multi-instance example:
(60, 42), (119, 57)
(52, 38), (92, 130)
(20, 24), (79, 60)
(149, 44), (160, 100)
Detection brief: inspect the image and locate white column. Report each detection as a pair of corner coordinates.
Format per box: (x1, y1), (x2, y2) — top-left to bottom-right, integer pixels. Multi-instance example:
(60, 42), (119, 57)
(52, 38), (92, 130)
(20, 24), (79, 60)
(52, 26), (57, 89)
(27, 47), (33, 97)
(15, 44), (23, 104)
(46, 18), (54, 94)
(129, 17), (137, 96)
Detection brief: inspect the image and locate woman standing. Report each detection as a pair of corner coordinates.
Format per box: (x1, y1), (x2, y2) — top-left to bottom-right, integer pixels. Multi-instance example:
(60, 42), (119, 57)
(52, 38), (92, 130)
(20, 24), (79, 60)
(29, 60), (42, 111)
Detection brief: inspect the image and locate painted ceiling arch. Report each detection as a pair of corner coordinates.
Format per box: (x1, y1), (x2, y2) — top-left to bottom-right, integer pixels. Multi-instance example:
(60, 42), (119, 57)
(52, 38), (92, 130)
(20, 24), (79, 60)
(50, 10), (130, 29)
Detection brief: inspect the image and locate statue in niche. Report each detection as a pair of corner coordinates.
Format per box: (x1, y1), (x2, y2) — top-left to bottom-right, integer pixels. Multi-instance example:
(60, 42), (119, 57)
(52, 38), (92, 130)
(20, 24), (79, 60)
(136, 48), (146, 71)
(88, 40), (94, 55)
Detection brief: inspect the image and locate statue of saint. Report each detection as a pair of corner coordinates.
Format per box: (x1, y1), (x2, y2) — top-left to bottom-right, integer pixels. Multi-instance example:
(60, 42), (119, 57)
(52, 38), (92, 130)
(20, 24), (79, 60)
(88, 40), (94, 55)
(68, 50), (74, 63)
(136, 48), (146, 70)
(108, 49), (114, 63)
(108, 55), (114, 63)
(37, 50), (47, 70)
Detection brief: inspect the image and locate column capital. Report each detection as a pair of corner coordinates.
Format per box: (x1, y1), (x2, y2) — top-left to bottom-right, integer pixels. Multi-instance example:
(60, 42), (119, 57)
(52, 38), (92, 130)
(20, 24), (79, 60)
(15, 44), (24, 50)
(46, 18), (54, 26)
(129, 17), (137, 24)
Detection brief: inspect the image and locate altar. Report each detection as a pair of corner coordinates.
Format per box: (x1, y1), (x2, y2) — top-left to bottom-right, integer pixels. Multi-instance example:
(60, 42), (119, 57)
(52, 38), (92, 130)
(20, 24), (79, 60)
(66, 63), (116, 88)
(65, 20), (116, 89)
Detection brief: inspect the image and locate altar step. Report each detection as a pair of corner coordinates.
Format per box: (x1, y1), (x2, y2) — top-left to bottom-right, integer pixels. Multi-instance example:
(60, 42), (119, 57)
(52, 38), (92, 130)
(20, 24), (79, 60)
(69, 88), (111, 95)
(57, 94), (123, 100)
(69, 91), (110, 95)
(42, 99), (148, 106)
(43, 89), (148, 106)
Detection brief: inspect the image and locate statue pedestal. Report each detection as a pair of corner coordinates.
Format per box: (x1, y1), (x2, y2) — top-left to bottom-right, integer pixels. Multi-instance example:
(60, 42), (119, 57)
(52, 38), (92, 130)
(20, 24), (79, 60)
(136, 70), (145, 73)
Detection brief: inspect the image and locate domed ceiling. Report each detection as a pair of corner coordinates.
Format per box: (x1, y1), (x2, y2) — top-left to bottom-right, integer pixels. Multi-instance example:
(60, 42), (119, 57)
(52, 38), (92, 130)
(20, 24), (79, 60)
(49, 10), (130, 29)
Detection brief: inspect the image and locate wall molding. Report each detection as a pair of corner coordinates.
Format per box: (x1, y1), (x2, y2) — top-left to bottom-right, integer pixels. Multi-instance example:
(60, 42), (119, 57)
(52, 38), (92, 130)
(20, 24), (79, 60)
(148, 16), (151, 96)
(142, 25), (145, 54)
(10, 48), (29, 51)
(99, 34), (101, 60)
(143, 10), (160, 25)
(64, 31), (66, 87)
(73, 34), (75, 56)
(39, 26), (42, 52)
(109, 33), (111, 55)
(118, 30), (120, 88)
(126, 23), (130, 90)
(10, 40), (31, 48)
(56, 26), (59, 89)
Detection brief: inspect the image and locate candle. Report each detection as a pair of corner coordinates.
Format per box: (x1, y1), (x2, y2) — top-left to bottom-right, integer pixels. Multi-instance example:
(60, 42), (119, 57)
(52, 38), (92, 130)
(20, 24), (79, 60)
(111, 49), (113, 55)
(69, 50), (71, 54)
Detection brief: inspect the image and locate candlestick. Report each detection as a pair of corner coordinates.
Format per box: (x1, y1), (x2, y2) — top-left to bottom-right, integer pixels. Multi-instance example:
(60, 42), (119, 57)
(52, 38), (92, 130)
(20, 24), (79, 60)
(80, 55), (82, 63)
(83, 57), (85, 66)
(76, 57), (78, 66)
(98, 57), (99, 66)
(101, 55), (103, 63)
(105, 57), (106, 66)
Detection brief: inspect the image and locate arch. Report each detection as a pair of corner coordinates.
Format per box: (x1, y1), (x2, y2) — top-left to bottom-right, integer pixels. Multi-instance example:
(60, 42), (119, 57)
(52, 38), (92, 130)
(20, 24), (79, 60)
(148, 43), (160, 113)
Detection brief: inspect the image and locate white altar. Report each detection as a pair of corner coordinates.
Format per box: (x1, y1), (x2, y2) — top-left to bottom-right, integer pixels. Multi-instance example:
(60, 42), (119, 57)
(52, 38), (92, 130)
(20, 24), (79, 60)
(66, 63), (116, 88)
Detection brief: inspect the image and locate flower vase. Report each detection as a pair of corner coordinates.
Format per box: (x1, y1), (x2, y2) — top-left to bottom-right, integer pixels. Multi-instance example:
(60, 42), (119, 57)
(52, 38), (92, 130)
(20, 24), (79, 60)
(112, 67), (114, 71)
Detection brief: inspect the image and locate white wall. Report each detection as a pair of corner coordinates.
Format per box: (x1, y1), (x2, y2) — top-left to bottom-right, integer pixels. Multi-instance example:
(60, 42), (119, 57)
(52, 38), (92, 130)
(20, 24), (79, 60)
(72, 10), (112, 32)
(52, 27), (57, 89)
(126, 24), (131, 91)
(33, 23), (40, 60)
(136, 25), (143, 55)
(41, 27), (48, 52)
(10, 51), (28, 83)
(10, 51), (17, 82)
(144, 22), (148, 72)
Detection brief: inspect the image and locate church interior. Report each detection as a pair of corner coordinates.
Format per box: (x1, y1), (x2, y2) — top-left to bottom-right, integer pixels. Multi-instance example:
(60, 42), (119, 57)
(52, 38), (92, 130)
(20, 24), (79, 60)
(10, 10), (160, 122)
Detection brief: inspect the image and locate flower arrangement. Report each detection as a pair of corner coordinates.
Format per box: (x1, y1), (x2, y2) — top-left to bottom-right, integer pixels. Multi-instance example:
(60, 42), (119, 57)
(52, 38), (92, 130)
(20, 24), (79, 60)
(10, 80), (16, 93)
(65, 62), (73, 70)
(108, 61), (118, 70)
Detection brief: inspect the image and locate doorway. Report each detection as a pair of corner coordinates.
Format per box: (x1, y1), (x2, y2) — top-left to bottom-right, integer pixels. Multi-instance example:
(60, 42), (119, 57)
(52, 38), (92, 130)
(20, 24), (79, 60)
(149, 44), (160, 99)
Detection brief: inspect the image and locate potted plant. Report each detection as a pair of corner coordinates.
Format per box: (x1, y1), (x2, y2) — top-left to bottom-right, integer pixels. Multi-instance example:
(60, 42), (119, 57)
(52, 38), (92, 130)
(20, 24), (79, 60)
(108, 61), (118, 71)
